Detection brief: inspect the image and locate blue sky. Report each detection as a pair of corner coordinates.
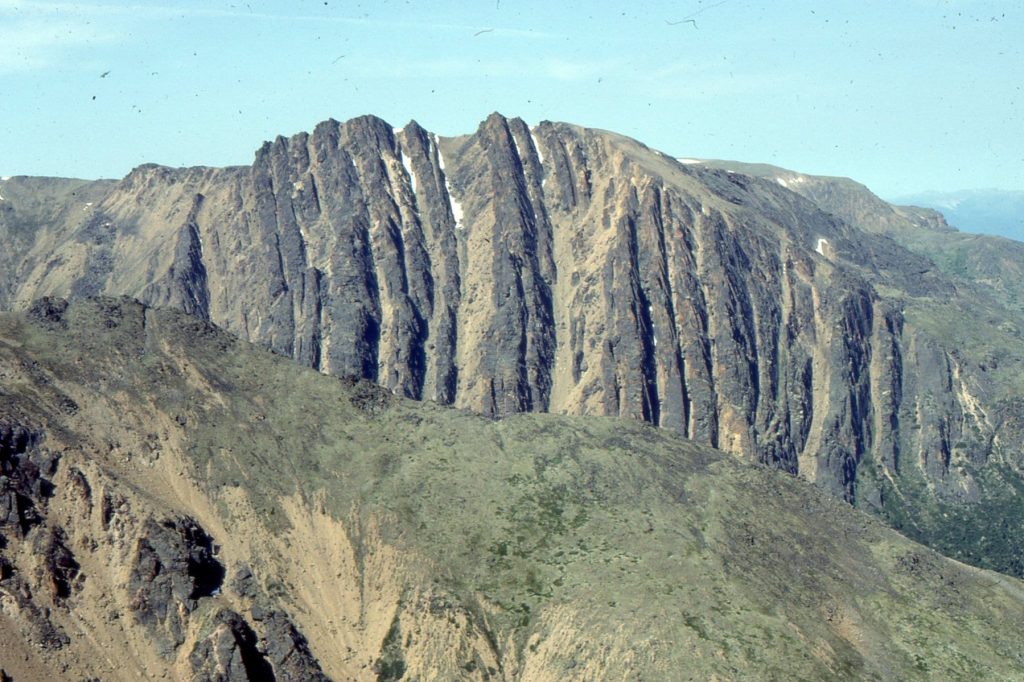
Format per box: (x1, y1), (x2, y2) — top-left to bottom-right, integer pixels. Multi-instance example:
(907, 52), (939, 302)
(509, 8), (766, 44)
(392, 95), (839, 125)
(0, 0), (1020, 197)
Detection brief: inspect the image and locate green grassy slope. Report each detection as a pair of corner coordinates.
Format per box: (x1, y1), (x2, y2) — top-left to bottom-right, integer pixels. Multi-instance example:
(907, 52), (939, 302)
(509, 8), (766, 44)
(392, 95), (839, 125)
(2, 297), (1024, 679)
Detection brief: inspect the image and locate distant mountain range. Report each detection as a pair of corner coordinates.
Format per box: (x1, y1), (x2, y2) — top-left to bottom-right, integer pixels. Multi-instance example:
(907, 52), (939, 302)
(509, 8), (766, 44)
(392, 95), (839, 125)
(890, 189), (1024, 242)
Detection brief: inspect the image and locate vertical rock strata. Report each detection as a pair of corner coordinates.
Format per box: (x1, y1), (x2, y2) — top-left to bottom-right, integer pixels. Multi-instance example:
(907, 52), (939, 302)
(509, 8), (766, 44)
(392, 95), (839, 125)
(0, 114), (990, 505)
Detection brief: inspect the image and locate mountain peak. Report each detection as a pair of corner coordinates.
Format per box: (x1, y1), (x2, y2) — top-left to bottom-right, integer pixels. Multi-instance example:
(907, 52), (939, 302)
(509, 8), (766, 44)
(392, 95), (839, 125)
(2, 115), (1024, 582)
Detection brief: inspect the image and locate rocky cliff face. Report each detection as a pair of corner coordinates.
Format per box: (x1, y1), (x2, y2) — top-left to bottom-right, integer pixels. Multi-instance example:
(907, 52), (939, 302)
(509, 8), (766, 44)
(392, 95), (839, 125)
(2, 115), (1022, 574)
(2, 298), (1023, 681)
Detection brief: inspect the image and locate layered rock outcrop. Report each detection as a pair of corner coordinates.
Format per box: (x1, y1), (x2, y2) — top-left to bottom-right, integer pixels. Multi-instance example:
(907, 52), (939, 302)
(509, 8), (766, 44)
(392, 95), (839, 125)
(1, 115), (1021, 570)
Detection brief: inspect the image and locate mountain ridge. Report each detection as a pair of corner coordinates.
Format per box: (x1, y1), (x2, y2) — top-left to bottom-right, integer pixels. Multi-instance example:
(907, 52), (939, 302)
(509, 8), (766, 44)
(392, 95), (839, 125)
(3, 113), (1024, 578)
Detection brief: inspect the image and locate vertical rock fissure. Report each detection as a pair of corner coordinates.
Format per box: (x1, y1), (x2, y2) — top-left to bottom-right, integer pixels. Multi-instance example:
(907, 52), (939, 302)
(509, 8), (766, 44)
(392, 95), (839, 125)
(308, 267), (324, 372)
(690, 210), (721, 449)
(648, 184), (690, 433)
(624, 201), (660, 426)
(426, 131), (461, 404)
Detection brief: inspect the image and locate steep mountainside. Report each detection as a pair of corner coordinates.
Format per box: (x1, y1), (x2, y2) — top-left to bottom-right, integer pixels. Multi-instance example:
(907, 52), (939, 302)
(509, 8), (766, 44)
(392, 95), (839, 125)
(684, 159), (1024, 573)
(2, 298), (1024, 680)
(3, 115), (1024, 576)
(688, 159), (1024, 302)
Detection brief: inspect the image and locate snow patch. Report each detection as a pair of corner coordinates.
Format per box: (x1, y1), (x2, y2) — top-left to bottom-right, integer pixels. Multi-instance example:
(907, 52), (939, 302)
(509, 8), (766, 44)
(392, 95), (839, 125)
(0, 176), (10, 181)
(530, 130), (544, 164)
(432, 133), (462, 228)
(815, 238), (829, 256)
(400, 149), (417, 194)
(777, 174), (807, 188)
(448, 182), (464, 229)
(434, 134), (445, 170)
(676, 158), (702, 165)
(512, 133), (523, 161)
(439, 159), (462, 228)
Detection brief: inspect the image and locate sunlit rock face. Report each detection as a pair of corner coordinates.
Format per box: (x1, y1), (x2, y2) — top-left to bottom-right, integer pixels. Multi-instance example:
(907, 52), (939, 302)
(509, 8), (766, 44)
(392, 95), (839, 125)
(2, 114), (1023, 576)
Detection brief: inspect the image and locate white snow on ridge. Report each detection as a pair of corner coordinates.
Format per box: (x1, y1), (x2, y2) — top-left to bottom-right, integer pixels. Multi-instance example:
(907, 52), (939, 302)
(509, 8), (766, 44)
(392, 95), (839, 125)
(434, 134), (445, 170)
(400, 149), (417, 194)
(446, 176), (464, 229)
(777, 174), (808, 189)
(676, 158), (702, 165)
(434, 135), (463, 228)
(512, 133), (523, 161)
(815, 238), (829, 256)
(450, 193), (464, 228)
(0, 176), (10, 181)
(530, 129), (544, 164)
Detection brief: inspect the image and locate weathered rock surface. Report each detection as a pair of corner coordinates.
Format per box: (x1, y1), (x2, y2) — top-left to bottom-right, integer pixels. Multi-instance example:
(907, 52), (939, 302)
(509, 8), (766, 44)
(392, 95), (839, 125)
(3, 116), (1024, 575)
(0, 298), (1022, 680)
(188, 609), (272, 682)
(128, 516), (225, 654)
(254, 609), (329, 682)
